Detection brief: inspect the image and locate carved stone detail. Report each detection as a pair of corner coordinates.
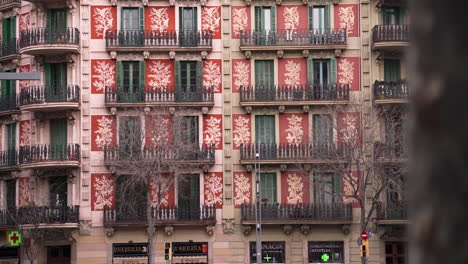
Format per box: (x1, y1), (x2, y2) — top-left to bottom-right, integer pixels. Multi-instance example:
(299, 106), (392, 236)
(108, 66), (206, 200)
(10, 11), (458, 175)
(244, 51), (252, 59)
(278, 105), (285, 113)
(142, 0), (149, 5)
(280, 164), (287, 172)
(245, 0), (252, 5)
(245, 164), (253, 172)
(300, 224), (311, 235)
(202, 106), (209, 115)
(276, 50), (284, 59)
(200, 0), (207, 5)
(169, 0), (176, 5)
(302, 50), (310, 58)
(11, 114), (20, 122)
(302, 0), (308, 4)
(201, 51), (208, 60)
(206, 225), (215, 236)
(110, 51), (117, 60)
(283, 225), (293, 235)
(143, 51), (150, 60)
(110, 107), (118, 115)
(105, 227), (115, 237)
(341, 224), (351, 235)
(202, 165), (210, 173)
(276, 0), (283, 5)
(245, 106), (252, 114)
(169, 51), (176, 60)
(164, 226), (174, 236)
(222, 219), (235, 235)
(303, 105), (310, 113)
(111, 0), (117, 5)
(242, 225), (252, 236)
(144, 107), (151, 115)
(334, 49), (342, 58)
(169, 107), (176, 115)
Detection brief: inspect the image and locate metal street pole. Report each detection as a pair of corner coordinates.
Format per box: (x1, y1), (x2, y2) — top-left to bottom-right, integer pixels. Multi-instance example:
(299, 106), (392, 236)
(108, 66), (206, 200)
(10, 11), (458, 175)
(255, 152), (262, 264)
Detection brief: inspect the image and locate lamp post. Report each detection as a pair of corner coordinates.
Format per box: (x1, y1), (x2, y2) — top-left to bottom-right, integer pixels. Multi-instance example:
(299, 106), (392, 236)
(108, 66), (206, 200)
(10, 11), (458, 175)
(255, 152), (262, 264)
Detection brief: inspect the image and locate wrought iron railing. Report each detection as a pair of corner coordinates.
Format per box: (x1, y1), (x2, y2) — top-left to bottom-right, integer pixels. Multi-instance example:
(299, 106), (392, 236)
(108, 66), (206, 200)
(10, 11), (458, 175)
(240, 84), (350, 102)
(0, 93), (19, 112)
(103, 205), (216, 225)
(20, 85), (80, 105)
(377, 200), (407, 220)
(374, 142), (406, 160)
(372, 24), (409, 43)
(240, 143), (350, 161)
(104, 144), (215, 163)
(0, 206), (80, 225)
(241, 203), (353, 221)
(0, 149), (17, 167)
(240, 29), (347, 46)
(19, 27), (80, 49)
(0, 0), (20, 5)
(105, 30), (213, 48)
(0, 38), (18, 58)
(104, 86), (214, 104)
(373, 80), (408, 100)
(19, 144), (81, 164)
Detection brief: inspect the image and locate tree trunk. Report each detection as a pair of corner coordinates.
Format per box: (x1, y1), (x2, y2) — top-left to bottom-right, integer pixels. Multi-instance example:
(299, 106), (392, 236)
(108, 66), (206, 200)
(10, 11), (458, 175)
(409, 0), (468, 263)
(147, 193), (156, 264)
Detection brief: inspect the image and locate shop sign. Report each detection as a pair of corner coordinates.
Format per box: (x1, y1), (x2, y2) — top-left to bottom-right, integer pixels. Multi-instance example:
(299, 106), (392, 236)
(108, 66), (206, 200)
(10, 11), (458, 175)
(112, 243), (149, 264)
(172, 242), (208, 264)
(250, 241), (285, 263)
(308, 241), (344, 264)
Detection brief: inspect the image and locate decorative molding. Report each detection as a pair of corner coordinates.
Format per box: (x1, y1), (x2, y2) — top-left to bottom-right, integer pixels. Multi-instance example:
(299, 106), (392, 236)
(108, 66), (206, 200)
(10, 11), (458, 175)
(300, 224), (310, 235)
(110, 107), (118, 115)
(334, 49), (343, 58)
(220, 0), (231, 5)
(202, 107), (209, 115)
(143, 51), (150, 60)
(302, 0), (308, 4)
(169, 0), (176, 5)
(278, 105), (285, 113)
(302, 164), (311, 172)
(303, 105), (310, 113)
(341, 224), (351, 235)
(144, 107), (151, 115)
(242, 225), (252, 236)
(200, 0), (207, 6)
(245, 106), (252, 114)
(10, 114), (20, 122)
(245, 164), (253, 172)
(66, 0), (77, 14)
(105, 227), (115, 237)
(142, 0), (149, 5)
(202, 165), (210, 173)
(280, 164), (287, 172)
(169, 51), (176, 60)
(302, 50), (310, 58)
(111, 0), (117, 6)
(206, 225), (215, 236)
(201, 51), (208, 60)
(68, 230), (79, 242)
(276, 0), (283, 5)
(276, 50), (284, 59)
(110, 51), (117, 60)
(244, 51), (252, 60)
(283, 224), (293, 235)
(12, 7), (20, 16)
(164, 226), (174, 236)
(222, 219), (235, 235)
(245, 0), (252, 5)
(169, 107), (176, 115)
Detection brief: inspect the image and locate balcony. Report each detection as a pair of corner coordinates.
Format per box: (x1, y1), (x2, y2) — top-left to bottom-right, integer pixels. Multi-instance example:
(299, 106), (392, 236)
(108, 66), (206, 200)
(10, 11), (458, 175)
(376, 200), (407, 224)
(371, 25), (409, 52)
(19, 85), (80, 112)
(104, 86), (214, 109)
(239, 143), (350, 165)
(0, 206), (80, 228)
(104, 144), (215, 168)
(0, 94), (20, 117)
(374, 142), (406, 163)
(103, 205), (216, 227)
(0, 150), (18, 172)
(240, 84), (349, 110)
(0, 39), (20, 62)
(19, 28), (80, 56)
(239, 29), (347, 53)
(105, 30), (213, 53)
(240, 203), (352, 225)
(373, 80), (408, 104)
(0, 0), (20, 12)
(18, 144), (81, 169)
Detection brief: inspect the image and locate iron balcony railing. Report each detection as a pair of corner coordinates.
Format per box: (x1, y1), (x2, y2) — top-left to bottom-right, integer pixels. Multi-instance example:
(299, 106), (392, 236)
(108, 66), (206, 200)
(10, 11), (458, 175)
(104, 86), (214, 104)
(240, 29), (347, 46)
(377, 200), (407, 220)
(374, 142), (406, 160)
(104, 205), (215, 225)
(104, 144), (215, 163)
(0, 206), (80, 225)
(105, 30), (213, 48)
(19, 27), (80, 49)
(240, 84), (350, 102)
(240, 143), (350, 161)
(0, 93), (19, 112)
(372, 24), (409, 43)
(373, 80), (408, 100)
(19, 144), (81, 164)
(0, 38), (19, 58)
(241, 203), (353, 221)
(0, 0), (21, 5)
(20, 85), (80, 105)
(0, 149), (17, 167)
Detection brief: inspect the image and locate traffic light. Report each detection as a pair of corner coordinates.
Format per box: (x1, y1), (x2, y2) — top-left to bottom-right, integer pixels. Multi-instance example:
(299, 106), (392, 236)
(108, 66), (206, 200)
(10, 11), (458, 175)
(360, 239), (369, 258)
(165, 243), (172, 261)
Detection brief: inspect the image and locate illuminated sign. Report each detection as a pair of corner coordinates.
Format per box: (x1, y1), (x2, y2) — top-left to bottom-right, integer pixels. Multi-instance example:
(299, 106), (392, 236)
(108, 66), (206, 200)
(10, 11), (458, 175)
(7, 231), (22, 247)
(112, 243), (149, 264)
(250, 241), (285, 264)
(308, 241), (344, 264)
(172, 242), (208, 264)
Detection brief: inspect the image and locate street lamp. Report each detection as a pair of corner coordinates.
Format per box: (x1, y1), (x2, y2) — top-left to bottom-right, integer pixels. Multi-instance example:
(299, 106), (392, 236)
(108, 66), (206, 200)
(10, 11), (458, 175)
(255, 152), (262, 264)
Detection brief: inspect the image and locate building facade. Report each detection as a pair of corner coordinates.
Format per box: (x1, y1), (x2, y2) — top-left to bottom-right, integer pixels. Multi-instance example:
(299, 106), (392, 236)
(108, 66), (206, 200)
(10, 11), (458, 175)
(0, 0), (408, 263)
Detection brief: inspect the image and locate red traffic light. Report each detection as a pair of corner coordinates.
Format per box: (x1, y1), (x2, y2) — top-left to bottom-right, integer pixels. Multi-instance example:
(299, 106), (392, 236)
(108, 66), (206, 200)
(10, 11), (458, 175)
(361, 231), (368, 240)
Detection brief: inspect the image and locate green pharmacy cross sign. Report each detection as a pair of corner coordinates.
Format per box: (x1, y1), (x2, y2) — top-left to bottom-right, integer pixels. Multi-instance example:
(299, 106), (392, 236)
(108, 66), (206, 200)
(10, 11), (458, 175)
(8, 231), (22, 246)
(321, 253), (330, 262)
(264, 254), (272, 262)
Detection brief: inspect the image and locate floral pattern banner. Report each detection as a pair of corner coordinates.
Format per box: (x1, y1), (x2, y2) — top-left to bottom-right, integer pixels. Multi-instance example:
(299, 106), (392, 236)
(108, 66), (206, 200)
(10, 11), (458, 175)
(231, 6), (250, 39)
(277, 6), (308, 32)
(91, 174), (115, 211)
(19, 120), (31, 147)
(91, 6), (117, 39)
(202, 6), (221, 39)
(91, 59), (116, 94)
(279, 113), (309, 144)
(233, 114), (251, 150)
(91, 115), (117, 151)
(145, 115), (173, 147)
(278, 58), (307, 86)
(338, 57), (360, 91)
(19, 177), (30, 206)
(337, 112), (361, 147)
(146, 60), (174, 91)
(343, 171), (360, 208)
(232, 59), (251, 93)
(281, 172), (310, 204)
(19, 65), (30, 90)
(19, 13), (30, 33)
(204, 172), (223, 208)
(149, 174), (175, 208)
(145, 6), (175, 32)
(203, 60), (222, 93)
(203, 114), (223, 150)
(234, 172), (252, 208)
(334, 4), (359, 38)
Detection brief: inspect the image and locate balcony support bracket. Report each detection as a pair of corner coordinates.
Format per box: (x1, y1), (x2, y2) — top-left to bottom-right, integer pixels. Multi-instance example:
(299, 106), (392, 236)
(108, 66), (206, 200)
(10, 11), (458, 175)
(202, 165), (210, 173)
(280, 164), (287, 172)
(303, 105), (310, 113)
(278, 105), (285, 113)
(202, 106), (209, 115)
(206, 225), (215, 236)
(245, 164), (253, 172)
(276, 50), (284, 59)
(302, 50), (310, 58)
(276, 0), (283, 5)
(341, 224), (351, 235)
(169, 51), (176, 60)
(242, 225), (252, 236)
(105, 227), (115, 237)
(334, 49), (342, 58)
(165, 226), (174, 236)
(245, 0), (252, 5)
(283, 224), (293, 235)
(201, 51), (208, 60)
(244, 51), (252, 60)
(143, 51), (150, 60)
(79, 220), (92, 236)
(245, 106), (252, 114)
(110, 51), (117, 60)
(142, 0), (149, 6)
(110, 107), (118, 115)
(300, 225), (311, 235)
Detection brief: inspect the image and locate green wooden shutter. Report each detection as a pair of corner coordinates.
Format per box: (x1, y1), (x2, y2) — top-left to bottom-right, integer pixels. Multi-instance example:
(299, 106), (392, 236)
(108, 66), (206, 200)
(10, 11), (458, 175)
(2, 18), (8, 43)
(7, 123), (16, 150)
(261, 173), (277, 203)
(307, 58), (314, 85)
(255, 115), (275, 144)
(270, 7), (276, 31)
(384, 60), (400, 81)
(139, 7), (144, 31)
(333, 173), (342, 203)
(193, 7), (198, 31)
(6, 180), (16, 209)
(324, 5), (330, 30)
(10, 17), (16, 39)
(50, 118), (67, 146)
(308, 6), (314, 30)
(121, 8), (125, 30)
(59, 63), (67, 88)
(59, 9), (67, 31)
(196, 60), (203, 91)
(330, 58), (337, 84)
(255, 7), (262, 31)
(116, 61), (123, 91)
(175, 61), (181, 93)
(45, 64), (52, 89)
(139, 61), (146, 96)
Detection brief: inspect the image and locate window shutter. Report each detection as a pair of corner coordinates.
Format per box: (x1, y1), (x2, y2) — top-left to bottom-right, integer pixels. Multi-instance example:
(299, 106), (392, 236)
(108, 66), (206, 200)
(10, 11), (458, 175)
(139, 60), (146, 94)
(324, 5), (330, 30)
(308, 6), (314, 30)
(121, 8), (125, 30)
(139, 7), (144, 31)
(175, 61), (181, 93)
(46, 9), (52, 31)
(333, 173), (342, 203)
(196, 60), (203, 90)
(10, 17), (16, 39)
(2, 18), (8, 43)
(60, 9), (68, 31)
(193, 7), (198, 31)
(255, 7), (262, 31)
(271, 7), (276, 31)
(307, 58), (314, 85)
(179, 7), (183, 31)
(7, 123), (16, 150)
(59, 63), (67, 88)
(330, 58), (337, 84)
(45, 64), (52, 89)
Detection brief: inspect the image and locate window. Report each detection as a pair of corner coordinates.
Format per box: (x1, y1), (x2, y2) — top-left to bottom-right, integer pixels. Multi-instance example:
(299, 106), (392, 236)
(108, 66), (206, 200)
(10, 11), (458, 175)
(176, 116), (199, 145)
(46, 9), (67, 33)
(260, 173), (277, 204)
(384, 59), (401, 82)
(118, 116), (142, 159)
(179, 7), (198, 46)
(254, 7), (276, 45)
(6, 179), (16, 209)
(313, 172), (341, 204)
(385, 112), (404, 156)
(116, 61), (145, 102)
(250, 241), (285, 264)
(50, 118), (68, 160)
(385, 242), (407, 264)
(1, 69), (16, 109)
(121, 8), (142, 31)
(313, 114), (333, 145)
(49, 176), (67, 207)
(382, 7), (403, 25)
(115, 175), (147, 216)
(45, 63), (67, 102)
(308, 241), (344, 264)
(2, 16), (16, 46)
(175, 61), (203, 101)
(177, 174), (200, 220)
(307, 59), (337, 98)
(254, 60), (275, 100)
(5, 123), (16, 166)
(308, 6), (330, 31)
(386, 173), (407, 219)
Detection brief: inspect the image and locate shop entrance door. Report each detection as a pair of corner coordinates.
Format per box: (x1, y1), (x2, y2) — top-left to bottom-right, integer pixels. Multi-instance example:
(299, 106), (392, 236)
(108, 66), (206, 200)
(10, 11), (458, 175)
(47, 245), (70, 264)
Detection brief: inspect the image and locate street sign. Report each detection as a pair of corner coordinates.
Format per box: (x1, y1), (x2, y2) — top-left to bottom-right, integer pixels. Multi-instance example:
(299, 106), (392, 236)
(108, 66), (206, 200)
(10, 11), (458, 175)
(361, 231), (368, 240)
(7, 231), (22, 246)
(0, 72), (41, 80)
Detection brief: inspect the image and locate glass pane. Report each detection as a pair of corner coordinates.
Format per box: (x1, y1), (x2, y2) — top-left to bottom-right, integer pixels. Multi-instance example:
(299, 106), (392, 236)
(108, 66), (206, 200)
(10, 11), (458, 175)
(313, 7), (325, 30)
(123, 8), (139, 30)
(182, 8), (195, 31)
(397, 257), (405, 264)
(386, 257), (394, 264)
(385, 244), (393, 254)
(396, 244), (405, 254)
(264, 8), (271, 32)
